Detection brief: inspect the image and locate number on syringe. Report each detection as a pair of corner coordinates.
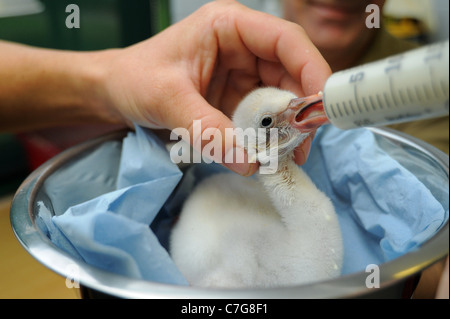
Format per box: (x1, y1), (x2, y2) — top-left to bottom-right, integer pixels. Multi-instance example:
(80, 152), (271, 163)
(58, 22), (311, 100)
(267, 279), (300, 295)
(349, 71), (364, 83)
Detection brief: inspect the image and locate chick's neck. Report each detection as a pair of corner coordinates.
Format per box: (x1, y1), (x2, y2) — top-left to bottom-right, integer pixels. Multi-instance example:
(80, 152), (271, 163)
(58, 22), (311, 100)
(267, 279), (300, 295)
(257, 157), (300, 209)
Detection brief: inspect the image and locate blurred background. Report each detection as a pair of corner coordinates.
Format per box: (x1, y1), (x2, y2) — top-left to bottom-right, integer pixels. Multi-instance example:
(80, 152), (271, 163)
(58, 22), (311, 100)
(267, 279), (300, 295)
(0, 0), (449, 198)
(0, 0), (448, 298)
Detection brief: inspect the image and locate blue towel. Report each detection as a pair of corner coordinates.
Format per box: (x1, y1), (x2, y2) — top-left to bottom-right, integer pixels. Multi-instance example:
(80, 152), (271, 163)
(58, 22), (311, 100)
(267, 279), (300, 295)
(37, 126), (187, 285)
(303, 126), (448, 274)
(37, 125), (448, 283)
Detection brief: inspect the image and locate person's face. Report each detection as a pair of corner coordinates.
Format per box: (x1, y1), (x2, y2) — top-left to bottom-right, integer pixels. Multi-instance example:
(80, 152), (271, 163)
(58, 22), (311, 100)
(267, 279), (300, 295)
(283, 0), (386, 53)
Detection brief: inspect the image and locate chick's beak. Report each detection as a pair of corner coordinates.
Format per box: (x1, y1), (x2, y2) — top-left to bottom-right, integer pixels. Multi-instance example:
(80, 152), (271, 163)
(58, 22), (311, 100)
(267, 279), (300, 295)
(286, 93), (329, 133)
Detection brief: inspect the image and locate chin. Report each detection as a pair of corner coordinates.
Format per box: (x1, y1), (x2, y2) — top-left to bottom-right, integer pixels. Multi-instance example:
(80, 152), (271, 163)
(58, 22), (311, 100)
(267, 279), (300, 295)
(309, 24), (365, 53)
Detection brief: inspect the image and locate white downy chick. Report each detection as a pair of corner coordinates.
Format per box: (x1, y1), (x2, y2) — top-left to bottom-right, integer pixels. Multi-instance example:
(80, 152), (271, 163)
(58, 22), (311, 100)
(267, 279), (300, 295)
(170, 87), (343, 288)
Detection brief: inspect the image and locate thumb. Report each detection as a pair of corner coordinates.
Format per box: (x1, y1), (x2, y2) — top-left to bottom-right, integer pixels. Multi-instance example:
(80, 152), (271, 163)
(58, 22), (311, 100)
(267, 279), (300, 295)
(293, 133), (315, 166)
(165, 92), (258, 176)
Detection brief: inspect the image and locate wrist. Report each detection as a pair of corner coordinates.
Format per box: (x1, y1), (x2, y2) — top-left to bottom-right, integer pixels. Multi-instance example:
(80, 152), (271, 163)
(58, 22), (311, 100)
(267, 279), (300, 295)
(75, 49), (126, 126)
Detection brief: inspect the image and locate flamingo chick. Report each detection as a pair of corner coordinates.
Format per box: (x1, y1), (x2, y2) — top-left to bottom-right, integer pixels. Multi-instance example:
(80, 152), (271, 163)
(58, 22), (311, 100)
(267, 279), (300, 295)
(170, 87), (343, 288)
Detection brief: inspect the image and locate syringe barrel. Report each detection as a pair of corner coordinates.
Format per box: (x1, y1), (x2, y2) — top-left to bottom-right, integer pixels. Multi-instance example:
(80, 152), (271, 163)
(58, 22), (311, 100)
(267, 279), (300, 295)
(322, 40), (449, 130)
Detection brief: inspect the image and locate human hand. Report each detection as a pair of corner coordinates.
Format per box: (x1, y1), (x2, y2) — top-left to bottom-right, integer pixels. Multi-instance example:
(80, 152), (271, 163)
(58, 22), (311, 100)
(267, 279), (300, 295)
(435, 256), (449, 299)
(97, 0), (331, 175)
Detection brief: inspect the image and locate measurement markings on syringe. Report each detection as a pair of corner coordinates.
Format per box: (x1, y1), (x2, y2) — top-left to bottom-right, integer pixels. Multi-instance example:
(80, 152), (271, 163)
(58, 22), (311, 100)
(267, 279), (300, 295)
(355, 97), (364, 113)
(353, 84), (364, 114)
(385, 54), (403, 109)
(348, 100), (357, 114)
(429, 66), (441, 99)
(321, 40), (448, 129)
(428, 63), (448, 100)
(329, 101), (339, 119)
(376, 93), (384, 110)
(398, 88), (407, 106)
(369, 95), (378, 111)
(383, 92), (393, 110)
(406, 87), (416, 105)
(362, 96), (370, 113)
(422, 83), (432, 100)
(342, 101), (350, 116)
(388, 77), (400, 108)
(335, 102), (344, 118)
(414, 84), (425, 103)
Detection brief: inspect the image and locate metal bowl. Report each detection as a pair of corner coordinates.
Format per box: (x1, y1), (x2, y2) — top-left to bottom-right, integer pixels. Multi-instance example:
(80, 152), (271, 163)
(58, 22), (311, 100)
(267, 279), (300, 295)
(10, 128), (449, 298)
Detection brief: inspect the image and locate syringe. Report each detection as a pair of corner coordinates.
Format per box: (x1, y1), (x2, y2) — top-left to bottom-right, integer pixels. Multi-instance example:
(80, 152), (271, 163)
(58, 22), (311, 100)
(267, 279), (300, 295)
(291, 40), (449, 130)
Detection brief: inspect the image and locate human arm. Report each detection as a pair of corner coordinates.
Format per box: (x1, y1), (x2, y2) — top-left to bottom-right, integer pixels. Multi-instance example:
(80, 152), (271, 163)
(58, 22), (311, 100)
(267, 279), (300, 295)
(0, 0), (331, 175)
(0, 41), (121, 132)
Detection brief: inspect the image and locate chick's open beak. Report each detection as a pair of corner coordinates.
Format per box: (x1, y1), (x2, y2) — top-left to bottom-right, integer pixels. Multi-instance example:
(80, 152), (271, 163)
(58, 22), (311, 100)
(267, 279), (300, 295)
(286, 93), (329, 132)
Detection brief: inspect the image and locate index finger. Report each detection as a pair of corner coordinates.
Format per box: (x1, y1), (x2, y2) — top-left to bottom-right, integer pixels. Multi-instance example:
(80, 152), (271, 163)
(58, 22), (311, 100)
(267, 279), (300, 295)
(233, 4), (331, 96)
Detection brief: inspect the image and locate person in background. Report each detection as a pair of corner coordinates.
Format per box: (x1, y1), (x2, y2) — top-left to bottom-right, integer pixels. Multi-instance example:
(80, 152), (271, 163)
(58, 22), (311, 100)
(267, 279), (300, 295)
(282, 0), (449, 154)
(282, 0), (448, 299)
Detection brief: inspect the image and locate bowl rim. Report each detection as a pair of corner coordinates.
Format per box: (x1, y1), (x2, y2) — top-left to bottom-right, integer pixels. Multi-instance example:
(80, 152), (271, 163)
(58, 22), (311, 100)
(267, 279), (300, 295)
(10, 127), (449, 299)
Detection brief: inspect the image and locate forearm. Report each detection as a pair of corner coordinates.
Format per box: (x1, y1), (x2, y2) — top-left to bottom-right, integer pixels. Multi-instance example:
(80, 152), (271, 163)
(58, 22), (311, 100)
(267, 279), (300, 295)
(0, 41), (122, 132)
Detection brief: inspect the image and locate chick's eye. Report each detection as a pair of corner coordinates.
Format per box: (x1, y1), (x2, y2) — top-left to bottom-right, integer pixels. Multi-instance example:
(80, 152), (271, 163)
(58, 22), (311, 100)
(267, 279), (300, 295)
(261, 116), (273, 128)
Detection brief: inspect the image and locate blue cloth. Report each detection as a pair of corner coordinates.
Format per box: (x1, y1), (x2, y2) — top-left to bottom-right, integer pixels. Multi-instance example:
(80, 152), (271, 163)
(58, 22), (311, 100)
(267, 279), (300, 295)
(303, 125), (448, 274)
(37, 125), (448, 283)
(37, 126), (187, 285)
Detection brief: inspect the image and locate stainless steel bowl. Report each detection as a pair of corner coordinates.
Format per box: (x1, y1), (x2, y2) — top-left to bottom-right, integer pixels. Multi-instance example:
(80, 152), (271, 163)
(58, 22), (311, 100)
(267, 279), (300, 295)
(10, 128), (449, 298)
